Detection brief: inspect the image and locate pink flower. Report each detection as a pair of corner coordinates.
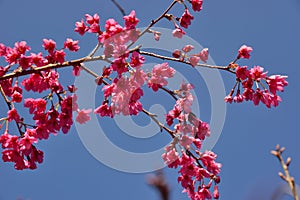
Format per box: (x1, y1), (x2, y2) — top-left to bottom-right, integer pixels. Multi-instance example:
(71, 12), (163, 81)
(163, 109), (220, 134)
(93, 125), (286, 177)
(182, 45), (194, 53)
(15, 41), (30, 55)
(72, 64), (81, 76)
(179, 9), (194, 29)
(250, 66), (267, 81)
(214, 185), (220, 199)
(4, 47), (19, 64)
(94, 102), (113, 117)
(148, 63), (175, 90)
(172, 28), (185, 38)
(172, 49), (182, 58)
(85, 13), (100, 25)
(7, 108), (20, 122)
(0, 43), (6, 56)
(266, 75), (288, 94)
(42, 39), (56, 53)
(153, 31), (161, 41)
(199, 48), (209, 62)
(11, 90), (22, 103)
(54, 50), (66, 64)
(179, 135), (194, 149)
(252, 88), (263, 106)
(233, 92), (244, 103)
(64, 38), (80, 52)
(30, 53), (46, 67)
(105, 19), (123, 36)
(123, 10), (139, 29)
(75, 19), (88, 36)
(188, 56), (200, 67)
(162, 146), (180, 168)
(0, 66), (8, 77)
(19, 55), (32, 70)
(88, 23), (101, 34)
(224, 95), (233, 103)
(200, 151), (221, 175)
(130, 51), (145, 68)
(191, 0), (203, 12)
(236, 66), (249, 80)
(19, 133), (38, 151)
(76, 109), (92, 124)
(238, 45), (253, 59)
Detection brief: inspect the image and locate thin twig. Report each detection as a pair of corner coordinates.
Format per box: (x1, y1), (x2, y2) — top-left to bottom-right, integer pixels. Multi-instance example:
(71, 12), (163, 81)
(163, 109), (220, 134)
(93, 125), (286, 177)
(271, 145), (299, 200)
(111, 0), (126, 16)
(139, 50), (234, 72)
(127, 0), (178, 49)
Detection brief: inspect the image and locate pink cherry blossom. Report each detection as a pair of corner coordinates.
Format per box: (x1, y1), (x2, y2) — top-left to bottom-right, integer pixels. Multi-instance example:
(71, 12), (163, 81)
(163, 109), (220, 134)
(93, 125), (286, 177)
(162, 146), (180, 168)
(85, 13), (100, 25)
(54, 50), (66, 64)
(19, 133), (38, 151)
(7, 108), (20, 122)
(266, 75), (288, 94)
(250, 66), (267, 81)
(130, 51), (145, 68)
(148, 63), (175, 90)
(236, 66), (249, 80)
(188, 56), (200, 67)
(42, 39), (56, 53)
(0, 43), (6, 56)
(199, 48), (209, 62)
(172, 49), (182, 58)
(75, 19), (88, 36)
(238, 45), (253, 59)
(94, 101), (113, 117)
(72, 64), (81, 76)
(76, 109), (92, 124)
(182, 45), (194, 53)
(191, 0), (203, 12)
(15, 41), (30, 55)
(179, 9), (194, 29)
(64, 38), (80, 52)
(172, 27), (186, 38)
(179, 135), (194, 149)
(123, 10), (139, 29)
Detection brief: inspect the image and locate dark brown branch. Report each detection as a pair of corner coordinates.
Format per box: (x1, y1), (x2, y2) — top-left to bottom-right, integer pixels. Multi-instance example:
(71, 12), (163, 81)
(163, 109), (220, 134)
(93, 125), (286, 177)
(147, 170), (170, 200)
(111, 0), (126, 16)
(139, 50), (234, 72)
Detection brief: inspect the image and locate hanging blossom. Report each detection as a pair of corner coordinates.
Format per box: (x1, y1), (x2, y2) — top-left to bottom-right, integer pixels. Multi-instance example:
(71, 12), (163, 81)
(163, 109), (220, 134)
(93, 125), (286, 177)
(163, 81), (220, 200)
(225, 45), (288, 108)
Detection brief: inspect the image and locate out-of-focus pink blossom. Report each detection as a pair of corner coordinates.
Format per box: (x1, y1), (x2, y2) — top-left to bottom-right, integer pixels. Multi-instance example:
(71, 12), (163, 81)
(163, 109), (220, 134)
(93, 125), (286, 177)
(76, 109), (92, 124)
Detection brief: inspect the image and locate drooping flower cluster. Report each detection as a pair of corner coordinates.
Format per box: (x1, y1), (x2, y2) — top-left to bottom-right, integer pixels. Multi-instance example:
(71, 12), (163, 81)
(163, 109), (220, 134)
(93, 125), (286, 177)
(0, 2), (289, 200)
(0, 129), (43, 170)
(0, 38), (91, 170)
(225, 45), (288, 108)
(163, 81), (220, 199)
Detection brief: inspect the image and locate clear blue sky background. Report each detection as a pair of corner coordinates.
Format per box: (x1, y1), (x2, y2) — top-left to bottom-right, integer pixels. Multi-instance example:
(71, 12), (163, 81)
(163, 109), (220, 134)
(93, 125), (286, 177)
(0, 0), (300, 199)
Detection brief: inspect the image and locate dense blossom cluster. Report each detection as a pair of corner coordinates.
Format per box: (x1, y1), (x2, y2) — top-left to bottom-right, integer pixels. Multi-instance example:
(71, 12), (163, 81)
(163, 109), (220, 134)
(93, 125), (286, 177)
(0, 0), (288, 199)
(225, 45), (288, 108)
(163, 81), (220, 199)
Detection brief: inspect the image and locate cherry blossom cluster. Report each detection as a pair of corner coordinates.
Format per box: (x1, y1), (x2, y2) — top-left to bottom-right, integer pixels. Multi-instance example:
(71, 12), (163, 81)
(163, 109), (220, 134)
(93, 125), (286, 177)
(0, 1), (289, 199)
(0, 38), (87, 169)
(163, 81), (220, 199)
(171, 0), (204, 39)
(225, 45), (288, 108)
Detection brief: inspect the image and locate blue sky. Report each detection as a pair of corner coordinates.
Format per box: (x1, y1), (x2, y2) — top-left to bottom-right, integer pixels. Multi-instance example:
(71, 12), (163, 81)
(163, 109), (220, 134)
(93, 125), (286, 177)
(0, 0), (300, 199)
